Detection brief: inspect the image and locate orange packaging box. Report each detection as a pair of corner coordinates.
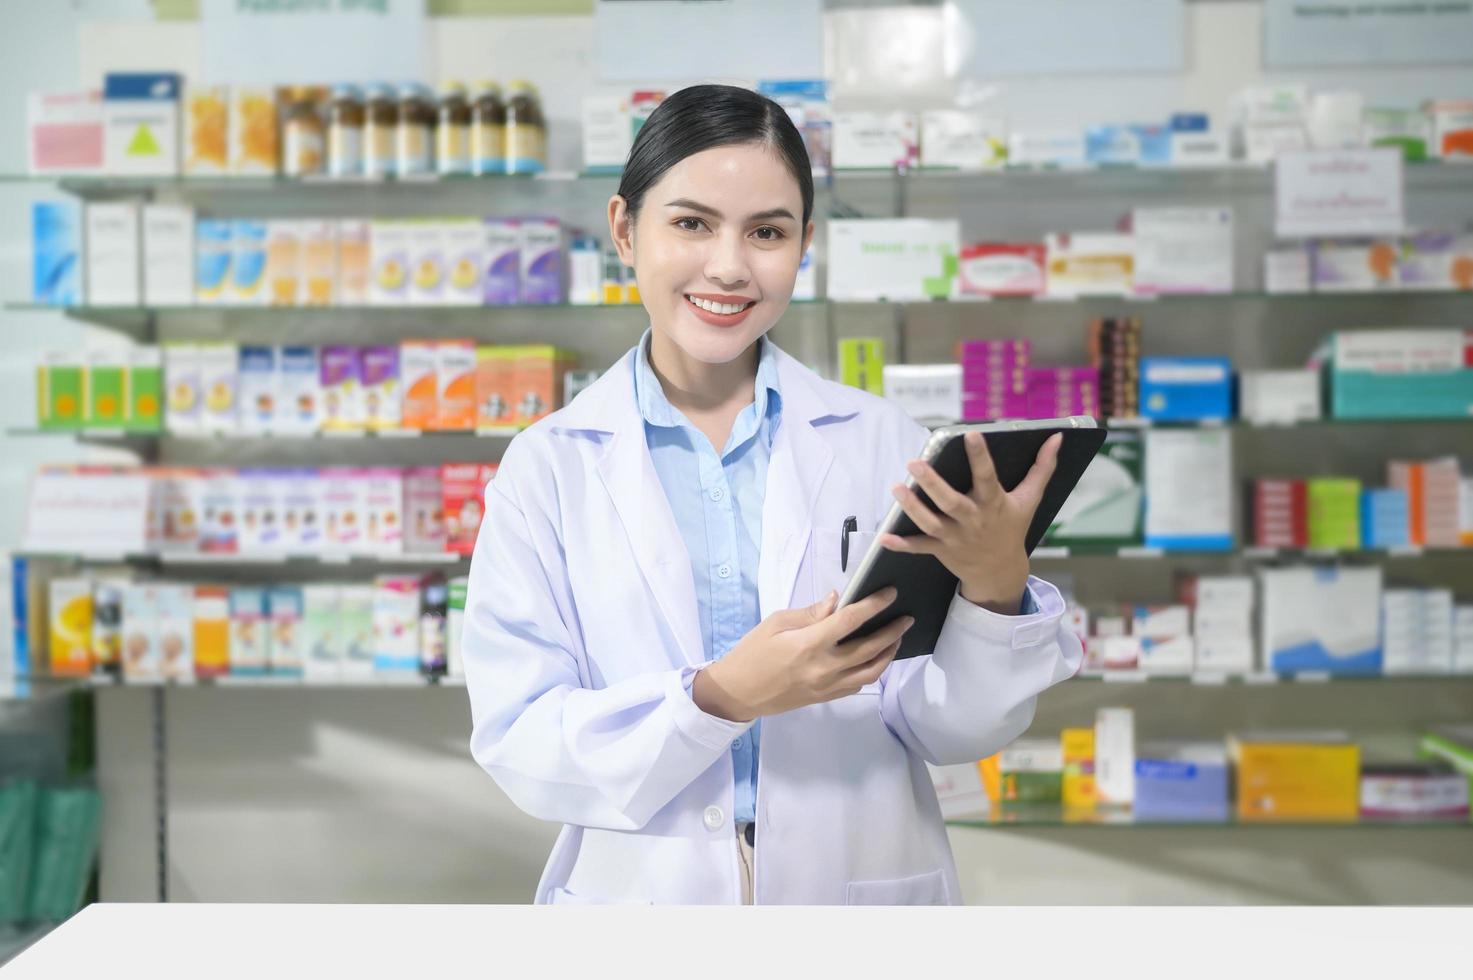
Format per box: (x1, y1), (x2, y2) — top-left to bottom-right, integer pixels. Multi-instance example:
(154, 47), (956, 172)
(193, 585), (230, 678)
(1230, 736), (1360, 822)
(1062, 727), (1098, 809)
(513, 345), (578, 428)
(474, 346), (518, 431)
(48, 578), (93, 677)
(434, 339), (477, 431)
(400, 340), (438, 430)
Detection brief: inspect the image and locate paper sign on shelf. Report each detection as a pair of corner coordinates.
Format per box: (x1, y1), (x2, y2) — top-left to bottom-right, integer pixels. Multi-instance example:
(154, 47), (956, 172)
(198, 0), (426, 86)
(23, 469), (151, 555)
(1274, 148), (1404, 238)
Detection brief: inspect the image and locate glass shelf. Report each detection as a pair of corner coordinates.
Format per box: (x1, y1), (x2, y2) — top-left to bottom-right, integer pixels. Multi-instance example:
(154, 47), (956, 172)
(5, 673), (469, 694)
(12, 415), (1472, 445)
(947, 805), (1472, 830)
(1071, 671), (1473, 686)
(13, 550), (470, 569)
(5, 159), (1471, 196)
(1029, 545), (1467, 561)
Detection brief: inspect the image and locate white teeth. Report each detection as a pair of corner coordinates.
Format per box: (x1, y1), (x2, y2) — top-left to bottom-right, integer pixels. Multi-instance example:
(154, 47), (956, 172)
(687, 295), (749, 315)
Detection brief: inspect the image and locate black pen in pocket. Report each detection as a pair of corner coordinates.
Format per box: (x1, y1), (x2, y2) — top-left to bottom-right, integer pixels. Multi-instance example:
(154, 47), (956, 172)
(840, 516), (858, 572)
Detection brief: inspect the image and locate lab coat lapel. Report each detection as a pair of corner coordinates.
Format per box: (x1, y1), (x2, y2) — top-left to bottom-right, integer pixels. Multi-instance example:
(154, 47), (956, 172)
(595, 429), (704, 668)
(559, 348), (703, 668)
(759, 354), (836, 616)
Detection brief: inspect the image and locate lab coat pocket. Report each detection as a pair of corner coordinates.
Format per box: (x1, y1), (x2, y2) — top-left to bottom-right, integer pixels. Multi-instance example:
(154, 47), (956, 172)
(845, 868), (948, 906)
(809, 529), (883, 695)
(808, 529), (877, 606)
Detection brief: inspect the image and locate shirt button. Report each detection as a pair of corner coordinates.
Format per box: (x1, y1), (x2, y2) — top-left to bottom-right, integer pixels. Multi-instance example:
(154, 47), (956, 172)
(717, 564), (732, 579)
(703, 805), (725, 831)
(710, 487), (725, 501)
(732, 737), (743, 750)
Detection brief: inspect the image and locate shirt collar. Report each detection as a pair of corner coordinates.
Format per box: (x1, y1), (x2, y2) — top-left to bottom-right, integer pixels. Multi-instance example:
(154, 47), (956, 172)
(633, 327), (784, 436)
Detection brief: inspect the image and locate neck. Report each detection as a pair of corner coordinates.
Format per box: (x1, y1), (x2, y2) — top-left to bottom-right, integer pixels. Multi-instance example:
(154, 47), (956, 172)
(647, 329), (761, 416)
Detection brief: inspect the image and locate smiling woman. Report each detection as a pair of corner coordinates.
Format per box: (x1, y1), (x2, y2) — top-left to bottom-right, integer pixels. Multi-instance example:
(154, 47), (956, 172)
(606, 84), (814, 373)
(461, 83), (1081, 907)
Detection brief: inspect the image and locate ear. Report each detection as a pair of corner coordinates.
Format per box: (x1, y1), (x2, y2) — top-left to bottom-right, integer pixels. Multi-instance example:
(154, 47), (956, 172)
(800, 219), (815, 257)
(608, 194), (636, 266)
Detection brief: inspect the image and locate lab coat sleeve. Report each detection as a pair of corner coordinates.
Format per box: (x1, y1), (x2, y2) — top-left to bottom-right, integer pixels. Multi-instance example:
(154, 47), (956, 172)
(877, 577), (1084, 767)
(464, 476), (752, 832)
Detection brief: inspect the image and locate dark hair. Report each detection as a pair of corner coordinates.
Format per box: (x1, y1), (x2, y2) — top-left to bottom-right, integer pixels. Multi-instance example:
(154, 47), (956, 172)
(617, 84), (814, 230)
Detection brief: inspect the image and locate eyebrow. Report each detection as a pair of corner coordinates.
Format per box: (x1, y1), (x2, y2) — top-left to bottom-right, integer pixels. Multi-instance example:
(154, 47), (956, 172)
(663, 198), (797, 223)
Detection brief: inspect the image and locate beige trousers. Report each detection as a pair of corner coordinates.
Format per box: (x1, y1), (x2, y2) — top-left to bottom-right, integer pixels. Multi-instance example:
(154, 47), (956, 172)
(736, 824), (754, 905)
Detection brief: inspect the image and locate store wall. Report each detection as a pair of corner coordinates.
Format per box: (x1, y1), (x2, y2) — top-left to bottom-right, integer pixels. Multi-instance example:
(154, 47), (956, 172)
(2, 2), (1469, 903)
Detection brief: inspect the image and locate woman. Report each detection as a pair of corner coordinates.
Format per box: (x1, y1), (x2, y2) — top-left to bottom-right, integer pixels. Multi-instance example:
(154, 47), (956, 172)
(463, 85), (1082, 905)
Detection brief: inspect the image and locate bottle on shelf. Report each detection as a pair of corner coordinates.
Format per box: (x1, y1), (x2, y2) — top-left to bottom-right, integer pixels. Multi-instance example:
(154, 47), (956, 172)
(281, 86), (327, 179)
(327, 83), (365, 179)
(363, 83), (397, 179)
(504, 79), (546, 175)
(436, 81), (471, 177)
(470, 80), (506, 177)
(418, 575), (448, 678)
(396, 82), (436, 179)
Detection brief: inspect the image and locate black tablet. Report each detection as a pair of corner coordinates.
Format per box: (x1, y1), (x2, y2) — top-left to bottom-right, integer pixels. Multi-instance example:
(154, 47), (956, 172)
(836, 417), (1107, 660)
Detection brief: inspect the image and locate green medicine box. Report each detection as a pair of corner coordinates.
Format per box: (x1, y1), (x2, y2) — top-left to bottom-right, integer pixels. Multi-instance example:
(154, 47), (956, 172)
(126, 347), (163, 432)
(83, 350), (128, 428)
(839, 338), (886, 395)
(37, 354), (83, 431)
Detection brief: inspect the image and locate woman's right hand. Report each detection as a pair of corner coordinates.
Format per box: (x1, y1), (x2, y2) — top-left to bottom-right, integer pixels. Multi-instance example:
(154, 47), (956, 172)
(691, 589), (913, 722)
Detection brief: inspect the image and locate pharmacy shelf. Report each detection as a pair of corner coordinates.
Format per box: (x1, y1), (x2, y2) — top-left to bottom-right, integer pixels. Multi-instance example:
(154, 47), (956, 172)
(13, 415), (1473, 447)
(1071, 671), (1473, 686)
(77, 673), (467, 690)
(14, 550), (470, 569)
(9, 289), (1473, 337)
(1029, 545), (1469, 561)
(5, 158), (1471, 196)
(7, 427), (522, 443)
(946, 808), (1473, 830)
(16, 545), (1468, 568)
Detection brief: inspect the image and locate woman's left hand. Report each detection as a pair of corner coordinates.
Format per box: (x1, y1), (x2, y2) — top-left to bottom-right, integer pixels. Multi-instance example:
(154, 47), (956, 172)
(879, 431), (1062, 615)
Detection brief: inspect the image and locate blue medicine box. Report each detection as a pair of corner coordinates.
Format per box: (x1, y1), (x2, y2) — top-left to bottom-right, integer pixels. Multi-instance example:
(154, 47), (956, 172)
(1360, 489), (1410, 549)
(1134, 744), (1230, 823)
(1139, 357), (1234, 421)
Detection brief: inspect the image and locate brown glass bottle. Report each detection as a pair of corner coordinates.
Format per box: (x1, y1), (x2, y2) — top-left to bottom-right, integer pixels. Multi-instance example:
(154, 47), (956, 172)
(471, 81), (506, 177)
(327, 84), (364, 178)
(504, 79), (546, 175)
(397, 82), (435, 177)
(281, 86), (326, 178)
(436, 81), (471, 176)
(364, 83), (397, 178)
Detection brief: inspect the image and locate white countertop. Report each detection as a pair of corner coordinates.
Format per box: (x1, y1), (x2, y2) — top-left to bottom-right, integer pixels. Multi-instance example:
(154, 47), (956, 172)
(4, 903), (1468, 979)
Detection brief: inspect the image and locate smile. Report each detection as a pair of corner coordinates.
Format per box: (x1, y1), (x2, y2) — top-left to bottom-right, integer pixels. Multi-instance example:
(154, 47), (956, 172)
(684, 294), (758, 327)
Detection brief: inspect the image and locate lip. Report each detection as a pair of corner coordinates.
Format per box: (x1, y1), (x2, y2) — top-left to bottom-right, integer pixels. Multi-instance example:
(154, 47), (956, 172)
(686, 292), (758, 304)
(684, 293), (757, 328)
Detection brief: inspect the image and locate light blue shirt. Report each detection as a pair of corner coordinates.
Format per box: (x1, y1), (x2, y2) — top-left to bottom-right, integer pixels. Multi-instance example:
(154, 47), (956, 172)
(634, 329), (780, 825)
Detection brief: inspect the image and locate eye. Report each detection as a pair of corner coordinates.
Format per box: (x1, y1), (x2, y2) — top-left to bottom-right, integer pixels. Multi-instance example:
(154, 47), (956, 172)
(675, 217), (707, 232)
(752, 226), (784, 241)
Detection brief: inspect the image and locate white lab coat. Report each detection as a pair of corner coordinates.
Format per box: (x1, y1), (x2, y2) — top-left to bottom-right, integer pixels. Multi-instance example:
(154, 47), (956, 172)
(463, 341), (1082, 905)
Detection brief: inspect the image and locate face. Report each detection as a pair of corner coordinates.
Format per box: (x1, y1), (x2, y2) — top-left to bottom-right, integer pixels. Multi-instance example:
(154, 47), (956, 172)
(609, 142), (814, 366)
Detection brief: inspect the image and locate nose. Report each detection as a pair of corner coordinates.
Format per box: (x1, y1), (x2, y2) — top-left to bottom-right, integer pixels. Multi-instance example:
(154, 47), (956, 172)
(703, 227), (751, 289)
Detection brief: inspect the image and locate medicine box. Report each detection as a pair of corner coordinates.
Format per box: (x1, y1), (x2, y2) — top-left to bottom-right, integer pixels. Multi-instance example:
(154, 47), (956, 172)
(1330, 329), (1473, 420)
(1230, 734), (1360, 822)
(372, 576), (421, 675)
(142, 204), (194, 307)
(32, 201), (81, 306)
(301, 585), (342, 683)
(229, 220), (268, 306)
(1134, 742), (1229, 822)
(27, 90), (104, 175)
(194, 219), (232, 305)
(102, 72), (180, 176)
(839, 339), (885, 395)
(1260, 565), (1382, 675)
(192, 585), (229, 678)
(828, 219), (959, 302)
(958, 243), (1045, 297)
(1139, 357), (1233, 422)
(228, 587), (269, 676)
(84, 202), (141, 306)
(483, 219), (520, 305)
(519, 218), (562, 304)
(318, 345), (363, 433)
